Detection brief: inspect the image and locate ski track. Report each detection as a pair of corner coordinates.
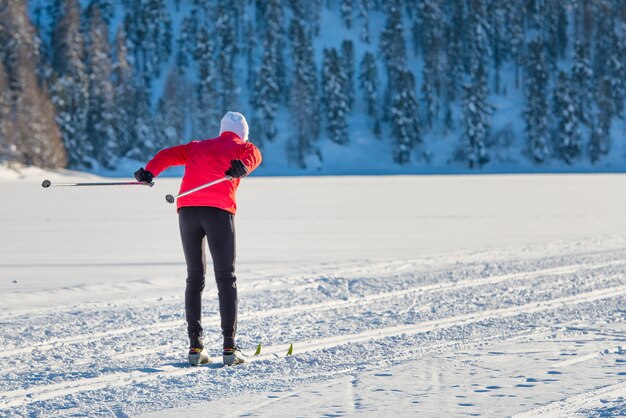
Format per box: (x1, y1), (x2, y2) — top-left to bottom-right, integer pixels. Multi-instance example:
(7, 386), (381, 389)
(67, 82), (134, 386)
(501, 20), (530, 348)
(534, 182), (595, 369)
(1, 285), (623, 410)
(513, 380), (626, 417)
(1, 250), (626, 415)
(1, 253), (625, 356)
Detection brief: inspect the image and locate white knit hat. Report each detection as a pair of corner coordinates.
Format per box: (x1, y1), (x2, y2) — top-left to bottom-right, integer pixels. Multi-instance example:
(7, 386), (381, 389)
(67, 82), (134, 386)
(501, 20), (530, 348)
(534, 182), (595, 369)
(219, 111), (249, 141)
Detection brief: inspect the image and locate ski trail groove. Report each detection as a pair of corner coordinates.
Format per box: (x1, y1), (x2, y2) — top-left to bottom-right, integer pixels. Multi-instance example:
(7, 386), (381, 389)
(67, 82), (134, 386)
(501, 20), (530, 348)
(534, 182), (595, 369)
(2, 258), (623, 358)
(513, 380), (626, 417)
(1, 284), (624, 409)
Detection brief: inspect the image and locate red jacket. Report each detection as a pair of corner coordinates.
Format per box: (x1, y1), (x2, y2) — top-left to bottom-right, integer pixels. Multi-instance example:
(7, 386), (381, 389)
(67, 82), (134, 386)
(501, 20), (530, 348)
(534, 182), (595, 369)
(145, 132), (262, 214)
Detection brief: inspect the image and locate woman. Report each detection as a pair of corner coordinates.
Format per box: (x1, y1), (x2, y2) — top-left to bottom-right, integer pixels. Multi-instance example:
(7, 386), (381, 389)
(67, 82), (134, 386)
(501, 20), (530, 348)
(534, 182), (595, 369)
(134, 111), (262, 366)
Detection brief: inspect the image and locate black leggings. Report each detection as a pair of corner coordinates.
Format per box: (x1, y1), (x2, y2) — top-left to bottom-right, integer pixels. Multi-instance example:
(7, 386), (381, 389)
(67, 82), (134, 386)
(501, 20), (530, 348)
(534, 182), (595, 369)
(179, 206), (237, 348)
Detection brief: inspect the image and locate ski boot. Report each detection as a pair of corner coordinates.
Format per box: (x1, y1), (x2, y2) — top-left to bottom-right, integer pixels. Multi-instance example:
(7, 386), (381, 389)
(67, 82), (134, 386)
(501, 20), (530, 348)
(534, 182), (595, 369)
(188, 335), (211, 366)
(223, 346), (245, 366)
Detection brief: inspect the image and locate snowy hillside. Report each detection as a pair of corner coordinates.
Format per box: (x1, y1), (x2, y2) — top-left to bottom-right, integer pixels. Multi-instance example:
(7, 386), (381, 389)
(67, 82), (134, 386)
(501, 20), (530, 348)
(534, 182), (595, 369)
(0, 167), (625, 415)
(1, 1), (625, 174)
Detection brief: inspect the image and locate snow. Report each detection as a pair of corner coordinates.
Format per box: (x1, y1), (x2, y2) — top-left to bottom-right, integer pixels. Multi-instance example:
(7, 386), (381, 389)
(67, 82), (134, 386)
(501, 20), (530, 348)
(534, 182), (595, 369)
(0, 164), (625, 416)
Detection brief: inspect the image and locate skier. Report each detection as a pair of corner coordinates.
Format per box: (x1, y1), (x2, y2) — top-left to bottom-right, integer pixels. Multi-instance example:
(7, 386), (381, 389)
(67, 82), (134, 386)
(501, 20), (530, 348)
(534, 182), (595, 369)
(134, 111), (262, 366)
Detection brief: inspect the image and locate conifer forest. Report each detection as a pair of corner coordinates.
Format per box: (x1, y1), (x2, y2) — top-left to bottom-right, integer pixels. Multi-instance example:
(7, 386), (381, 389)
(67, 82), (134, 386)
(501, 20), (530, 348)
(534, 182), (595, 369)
(0, 0), (625, 172)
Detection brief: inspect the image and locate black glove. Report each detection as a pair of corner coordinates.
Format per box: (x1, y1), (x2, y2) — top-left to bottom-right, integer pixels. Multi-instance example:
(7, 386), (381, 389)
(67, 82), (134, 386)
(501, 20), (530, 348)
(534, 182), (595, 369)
(134, 167), (154, 183)
(225, 160), (248, 178)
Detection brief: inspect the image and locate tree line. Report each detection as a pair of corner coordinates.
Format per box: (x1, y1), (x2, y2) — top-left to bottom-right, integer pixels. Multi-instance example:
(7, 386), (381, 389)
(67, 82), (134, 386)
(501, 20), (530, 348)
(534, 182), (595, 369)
(0, 0), (625, 171)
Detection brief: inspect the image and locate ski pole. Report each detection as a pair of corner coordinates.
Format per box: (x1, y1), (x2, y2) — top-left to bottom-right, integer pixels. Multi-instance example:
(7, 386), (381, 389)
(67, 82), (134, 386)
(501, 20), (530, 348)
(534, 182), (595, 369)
(42, 179), (154, 188)
(165, 176), (232, 204)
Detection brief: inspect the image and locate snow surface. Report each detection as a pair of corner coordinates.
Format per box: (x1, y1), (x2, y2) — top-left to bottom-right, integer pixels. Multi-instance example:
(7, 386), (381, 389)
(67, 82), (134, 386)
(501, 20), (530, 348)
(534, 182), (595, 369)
(0, 164), (625, 416)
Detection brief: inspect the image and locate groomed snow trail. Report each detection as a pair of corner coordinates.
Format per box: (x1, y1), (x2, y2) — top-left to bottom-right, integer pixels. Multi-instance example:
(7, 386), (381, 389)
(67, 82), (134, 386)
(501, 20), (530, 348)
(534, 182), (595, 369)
(1, 248), (625, 416)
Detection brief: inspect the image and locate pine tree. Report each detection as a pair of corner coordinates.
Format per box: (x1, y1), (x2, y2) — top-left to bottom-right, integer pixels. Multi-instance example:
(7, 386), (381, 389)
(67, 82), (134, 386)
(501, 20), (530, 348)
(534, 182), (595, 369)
(85, 5), (116, 169)
(311, 0), (324, 36)
(340, 40), (355, 110)
(1, 0), (67, 168)
(341, 0), (352, 29)
(288, 18), (320, 168)
(85, 0), (114, 23)
(505, 0), (524, 89)
(539, 1), (568, 72)
(124, 0), (172, 83)
(46, 0), (64, 57)
(215, 3), (238, 112)
(380, 0), (406, 81)
(489, 3), (508, 94)
(322, 48), (349, 144)
(244, 20), (256, 92)
(0, 60), (16, 161)
(419, 0), (443, 128)
(231, 0), (245, 42)
(459, 60), (491, 169)
(358, 0), (371, 44)
(524, 40), (550, 163)
(571, 40), (594, 126)
(359, 51), (380, 136)
(51, 0), (90, 167)
(443, 0), (466, 102)
(592, 0), (612, 86)
(379, 0), (407, 124)
(596, 4), (625, 119)
(251, 0), (285, 146)
(589, 76), (612, 164)
(390, 69), (421, 164)
(176, 13), (199, 71)
(112, 27), (144, 160)
(608, 29), (626, 118)
(466, 0), (490, 77)
(552, 71), (581, 164)
(154, 69), (190, 149)
(193, 26), (220, 138)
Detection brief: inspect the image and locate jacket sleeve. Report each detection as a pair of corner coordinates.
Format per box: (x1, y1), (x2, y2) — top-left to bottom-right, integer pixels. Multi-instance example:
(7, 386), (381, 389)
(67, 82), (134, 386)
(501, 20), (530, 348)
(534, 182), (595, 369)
(241, 142), (262, 174)
(145, 143), (189, 177)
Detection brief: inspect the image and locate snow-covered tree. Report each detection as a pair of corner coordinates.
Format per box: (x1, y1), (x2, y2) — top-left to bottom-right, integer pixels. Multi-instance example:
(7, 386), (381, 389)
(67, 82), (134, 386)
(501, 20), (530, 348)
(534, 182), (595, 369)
(193, 26), (220, 139)
(523, 40), (550, 163)
(0, 60), (16, 161)
(251, 0), (285, 146)
(85, 5), (115, 168)
(1, 0), (67, 168)
(154, 69), (191, 149)
(215, 2), (238, 112)
(112, 27), (146, 160)
(244, 20), (256, 92)
(322, 48), (349, 144)
(379, 0), (407, 123)
(358, 0), (371, 44)
(51, 0), (89, 167)
(340, 40), (355, 110)
(288, 18), (320, 168)
(571, 41), (594, 126)
(504, 0), (524, 89)
(341, 0), (352, 29)
(419, 0), (443, 128)
(123, 0), (172, 83)
(359, 51), (380, 137)
(552, 71), (581, 165)
(459, 60), (492, 169)
(589, 76), (613, 164)
(390, 69), (421, 164)
(489, 3), (509, 94)
(176, 13), (199, 71)
(443, 0), (467, 102)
